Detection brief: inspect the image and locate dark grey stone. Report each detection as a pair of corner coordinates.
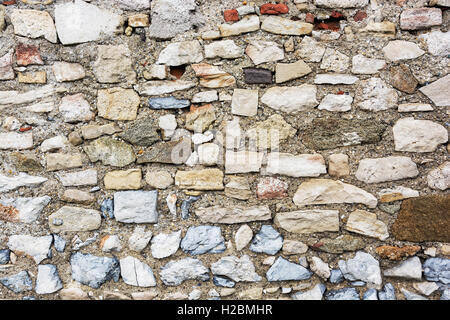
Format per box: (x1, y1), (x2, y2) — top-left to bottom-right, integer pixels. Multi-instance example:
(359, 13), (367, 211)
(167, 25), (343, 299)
(0, 249), (10, 265)
(266, 257), (313, 281)
(249, 225), (283, 255)
(423, 258), (450, 284)
(325, 288), (360, 300)
(181, 196), (200, 220)
(181, 225), (226, 255)
(0, 271), (33, 293)
(243, 68), (273, 84)
(136, 138), (192, 165)
(148, 97), (190, 109)
(70, 252), (120, 289)
(213, 276), (235, 288)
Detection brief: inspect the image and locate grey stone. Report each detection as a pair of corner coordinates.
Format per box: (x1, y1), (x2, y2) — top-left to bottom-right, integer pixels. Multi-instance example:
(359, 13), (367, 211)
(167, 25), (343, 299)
(128, 226), (152, 253)
(378, 283), (396, 300)
(35, 264), (63, 294)
(181, 226), (226, 255)
(329, 269), (344, 283)
(363, 289), (378, 300)
(119, 118), (160, 147)
(213, 276), (235, 288)
(291, 284), (326, 300)
(137, 138), (192, 165)
(325, 288), (360, 300)
(0, 271), (33, 293)
(441, 289), (450, 300)
(149, 0), (204, 39)
(70, 252), (120, 289)
(52, 235), (66, 253)
(148, 97), (190, 110)
(401, 289), (428, 300)
(181, 196), (200, 220)
(338, 251), (382, 288)
(0, 249), (10, 265)
(266, 257), (313, 281)
(114, 191), (159, 224)
(83, 137), (135, 167)
(151, 231), (181, 259)
(249, 225), (283, 255)
(120, 256), (156, 287)
(160, 258), (210, 286)
(211, 255), (262, 282)
(423, 258), (450, 284)
(384, 257), (422, 280)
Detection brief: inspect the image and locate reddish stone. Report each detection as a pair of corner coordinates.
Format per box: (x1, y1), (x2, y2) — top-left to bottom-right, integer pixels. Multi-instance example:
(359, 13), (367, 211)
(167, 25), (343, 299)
(16, 43), (43, 66)
(19, 126), (32, 132)
(353, 11), (367, 22)
(2, 0), (16, 5)
(256, 177), (288, 200)
(375, 245), (421, 261)
(260, 3), (289, 15)
(315, 21), (340, 31)
(305, 13), (315, 24)
(0, 203), (19, 222)
(224, 9), (239, 22)
(400, 8), (442, 31)
(330, 11), (344, 19)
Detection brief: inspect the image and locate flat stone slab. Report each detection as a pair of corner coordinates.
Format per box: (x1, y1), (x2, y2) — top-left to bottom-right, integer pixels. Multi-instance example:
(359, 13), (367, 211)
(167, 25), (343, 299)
(114, 191), (158, 224)
(48, 206), (101, 233)
(266, 153), (327, 177)
(355, 156), (419, 183)
(275, 210), (340, 234)
(195, 205), (271, 224)
(211, 255), (262, 282)
(419, 74), (450, 107)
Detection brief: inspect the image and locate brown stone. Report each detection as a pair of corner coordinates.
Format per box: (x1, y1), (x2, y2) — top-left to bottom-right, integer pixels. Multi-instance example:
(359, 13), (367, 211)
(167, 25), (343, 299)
(389, 64), (418, 94)
(10, 152), (42, 172)
(16, 43), (43, 66)
(391, 194), (450, 242)
(375, 245), (421, 261)
(309, 235), (366, 254)
(256, 177), (288, 199)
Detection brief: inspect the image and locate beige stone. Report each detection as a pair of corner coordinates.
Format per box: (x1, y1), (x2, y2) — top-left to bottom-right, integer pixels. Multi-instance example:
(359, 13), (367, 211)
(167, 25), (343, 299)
(282, 240), (308, 255)
(235, 225), (253, 251)
(146, 170), (174, 189)
(345, 210), (389, 241)
(104, 169), (142, 190)
(59, 287), (89, 300)
(97, 88), (140, 121)
(261, 16), (313, 35)
(275, 210), (340, 234)
(52, 62), (85, 82)
(195, 205), (271, 224)
(81, 123), (122, 140)
(231, 89), (258, 117)
(18, 71), (47, 84)
(238, 287), (263, 300)
(328, 154), (350, 177)
(276, 60), (312, 83)
(175, 169), (224, 190)
(61, 189), (95, 204)
(128, 14), (149, 27)
(48, 206), (101, 232)
(46, 153), (83, 171)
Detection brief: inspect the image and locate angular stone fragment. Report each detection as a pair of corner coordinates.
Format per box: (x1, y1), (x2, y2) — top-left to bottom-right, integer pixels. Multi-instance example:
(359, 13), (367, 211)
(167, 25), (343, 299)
(160, 258), (209, 286)
(400, 8), (442, 30)
(192, 91), (218, 104)
(224, 150), (263, 174)
(256, 177), (288, 200)
(311, 235), (365, 254)
(378, 186), (419, 203)
(328, 154), (350, 177)
(376, 245), (421, 261)
(149, 0), (204, 39)
(423, 258), (450, 284)
(157, 41), (203, 66)
(81, 123), (121, 140)
(351, 54), (386, 74)
(0, 85), (67, 107)
(93, 45), (136, 84)
(48, 206), (101, 233)
(8, 235), (52, 264)
(359, 21), (396, 36)
(355, 156), (419, 184)
(384, 257), (422, 280)
(325, 288), (360, 300)
(136, 80), (196, 96)
(56, 169), (97, 187)
(382, 40), (425, 61)
(52, 62), (85, 82)
(266, 257), (313, 281)
(275, 210), (340, 234)
(338, 251), (382, 288)
(195, 205), (271, 224)
(59, 94), (94, 123)
(389, 64), (418, 93)
(137, 138), (191, 165)
(276, 60), (312, 84)
(320, 49), (350, 73)
(151, 231), (181, 259)
(10, 9), (57, 43)
(148, 97), (190, 110)
(261, 16), (313, 35)
(398, 103), (433, 112)
(205, 40), (243, 59)
(0, 132), (33, 150)
(119, 118), (159, 147)
(246, 40), (284, 65)
(219, 15), (260, 37)
(70, 253), (120, 289)
(211, 255), (262, 282)
(231, 89), (258, 117)
(146, 170), (173, 190)
(0, 196), (51, 223)
(192, 63), (236, 88)
(15, 43), (43, 66)
(46, 153), (83, 171)
(427, 162), (450, 191)
(243, 68), (273, 84)
(36, 264), (63, 294)
(419, 30), (450, 57)
(114, 190), (158, 224)
(296, 36), (325, 63)
(40, 136), (69, 153)
(356, 77), (398, 111)
(413, 282), (439, 296)
(104, 169), (142, 190)
(0, 173), (47, 193)
(345, 210), (389, 241)
(97, 88), (140, 121)
(181, 226), (226, 255)
(314, 74), (358, 85)
(393, 118), (448, 152)
(318, 94), (353, 112)
(84, 137), (135, 167)
(266, 153), (326, 177)
(292, 284), (326, 300)
(419, 74), (450, 107)
(55, 0), (124, 45)
(235, 225), (253, 251)
(247, 114), (296, 150)
(120, 256), (156, 287)
(249, 225), (283, 255)
(261, 85), (318, 113)
(0, 50), (14, 80)
(0, 271), (33, 293)
(391, 194), (450, 242)
(314, 0), (369, 8)
(198, 143), (220, 166)
(175, 169), (223, 191)
(61, 189), (95, 204)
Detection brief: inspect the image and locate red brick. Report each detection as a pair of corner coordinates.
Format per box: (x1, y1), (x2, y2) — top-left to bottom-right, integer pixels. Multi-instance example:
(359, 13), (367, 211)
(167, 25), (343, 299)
(224, 9), (239, 22)
(305, 13), (315, 24)
(16, 43), (43, 66)
(330, 11), (344, 19)
(353, 11), (367, 22)
(260, 3), (289, 15)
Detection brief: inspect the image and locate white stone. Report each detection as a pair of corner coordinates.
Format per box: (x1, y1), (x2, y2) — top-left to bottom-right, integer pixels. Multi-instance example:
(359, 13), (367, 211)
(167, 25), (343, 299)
(398, 103), (433, 112)
(384, 257), (422, 280)
(235, 225), (253, 251)
(205, 40), (244, 59)
(0, 173), (47, 193)
(128, 226), (152, 252)
(378, 186), (419, 202)
(225, 150), (263, 174)
(219, 15), (260, 37)
(24, 101), (55, 113)
(185, 151), (199, 167)
(318, 94), (353, 112)
(59, 94), (94, 123)
(231, 89), (258, 117)
(427, 162), (450, 191)
(338, 251), (382, 288)
(135, 80), (196, 96)
(320, 49), (350, 73)
(55, 0), (124, 45)
(10, 9), (57, 43)
(261, 16), (313, 36)
(159, 114), (177, 139)
(0, 85), (66, 107)
(419, 30), (450, 57)
(52, 62), (85, 82)
(151, 230), (182, 259)
(356, 77), (398, 111)
(198, 143), (220, 166)
(382, 40), (425, 61)
(293, 179), (377, 208)
(192, 91), (218, 103)
(120, 256), (156, 287)
(351, 54), (386, 74)
(245, 40), (284, 65)
(314, 73), (359, 85)
(266, 153), (327, 177)
(144, 64), (167, 80)
(35, 265), (63, 294)
(192, 132), (214, 145)
(261, 85), (318, 113)
(314, 0), (369, 8)
(0, 132), (33, 150)
(291, 284), (325, 300)
(393, 117), (448, 152)
(413, 282), (439, 296)
(419, 74), (450, 107)
(40, 136), (69, 152)
(156, 40), (203, 66)
(114, 191), (158, 224)
(0, 196), (51, 223)
(56, 169), (98, 187)
(355, 156), (419, 183)
(2, 117), (20, 131)
(345, 210), (389, 241)
(8, 235), (52, 264)
(310, 257), (330, 279)
(296, 36), (325, 63)
(101, 235), (122, 253)
(0, 50), (14, 80)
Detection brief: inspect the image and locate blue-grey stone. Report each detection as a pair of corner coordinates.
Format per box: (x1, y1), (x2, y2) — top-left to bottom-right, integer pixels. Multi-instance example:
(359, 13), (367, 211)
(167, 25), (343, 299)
(181, 196), (200, 220)
(249, 225), (283, 255)
(329, 269), (344, 283)
(378, 283), (396, 300)
(363, 288), (378, 300)
(0, 271), (33, 293)
(352, 281), (366, 286)
(325, 288), (360, 300)
(181, 225), (226, 255)
(148, 97), (190, 109)
(100, 198), (114, 219)
(160, 258), (210, 286)
(423, 258), (450, 284)
(266, 257), (313, 282)
(441, 289), (450, 300)
(22, 296), (37, 300)
(70, 252), (120, 289)
(52, 235), (66, 253)
(401, 288), (428, 300)
(213, 276), (235, 288)
(0, 249), (10, 265)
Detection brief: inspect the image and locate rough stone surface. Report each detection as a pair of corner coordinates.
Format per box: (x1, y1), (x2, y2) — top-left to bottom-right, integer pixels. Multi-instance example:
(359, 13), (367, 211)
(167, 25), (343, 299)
(427, 162), (450, 191)
(70, 253), (120, 289)
(48, 206), (101, 233)
(419, 74), (450, 107)
(120, 256), (156, 287)
(151, 231), (181, 259)
(114, 191), (159, 224)
(35, 264), (63, 294)
(195, 205), (271, 224)
(275, 210), (340, 234)
(338, 251), (382, 288)
(84, 137), (135, 167)
(355, 156), (419, 183)
(249, 225), (283, 255)
(8, 235), (52, 264)
(266, 257), (313, 281)
(160, 258), (209, 286)
(10, 9), (57, 43)
(181, 226), (226, 255)
(261, 85), (318, 113)
(345, 210), (389, 241)
(384, 257), (422, 280)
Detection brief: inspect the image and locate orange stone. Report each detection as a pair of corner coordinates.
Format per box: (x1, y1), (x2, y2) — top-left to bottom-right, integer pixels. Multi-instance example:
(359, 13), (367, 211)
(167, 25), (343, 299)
(0, 203), (19, 222)
(224, 9), (239, 22)
(260, 3), (289, 15)
(376, 245), (421, 260)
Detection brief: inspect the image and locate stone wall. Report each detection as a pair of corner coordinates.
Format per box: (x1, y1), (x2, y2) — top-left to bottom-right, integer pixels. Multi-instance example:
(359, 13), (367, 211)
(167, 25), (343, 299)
(0, 0), (449, 300)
